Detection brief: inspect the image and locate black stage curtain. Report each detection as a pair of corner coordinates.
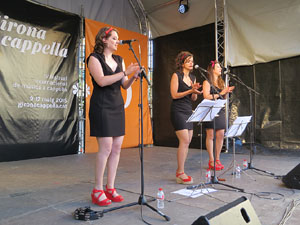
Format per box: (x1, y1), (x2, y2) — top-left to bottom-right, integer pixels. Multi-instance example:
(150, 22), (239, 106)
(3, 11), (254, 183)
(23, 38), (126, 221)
(153, 24), (215, 148)
(0, 0), (80, 161)
(230, 56), (300, 150)
(153, 24), (300, 151)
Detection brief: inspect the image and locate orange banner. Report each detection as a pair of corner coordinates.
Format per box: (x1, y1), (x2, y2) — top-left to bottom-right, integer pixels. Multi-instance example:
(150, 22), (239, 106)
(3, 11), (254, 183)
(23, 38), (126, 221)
(85, 18), (153, 153)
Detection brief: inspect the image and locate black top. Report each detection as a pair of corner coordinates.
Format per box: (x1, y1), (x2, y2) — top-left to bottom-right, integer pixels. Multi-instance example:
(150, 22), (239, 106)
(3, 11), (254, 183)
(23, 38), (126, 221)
(88, 53), (124, 108)
(171, 72), (196, 112)
(203, 85), (226, 130)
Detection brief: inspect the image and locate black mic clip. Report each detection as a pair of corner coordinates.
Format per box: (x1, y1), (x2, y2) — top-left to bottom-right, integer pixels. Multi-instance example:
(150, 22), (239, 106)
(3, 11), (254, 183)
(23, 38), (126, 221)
(119, 39), (136, 45)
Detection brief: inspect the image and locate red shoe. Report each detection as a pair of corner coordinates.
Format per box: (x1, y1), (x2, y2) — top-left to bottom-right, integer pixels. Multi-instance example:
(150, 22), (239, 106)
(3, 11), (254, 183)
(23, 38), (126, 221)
(208, 160), (222, 171)
(91, 188), (111, 206)
(216, 160), (225, 170)
(176, 172), (193, 184)
(104, 185), (124, 202)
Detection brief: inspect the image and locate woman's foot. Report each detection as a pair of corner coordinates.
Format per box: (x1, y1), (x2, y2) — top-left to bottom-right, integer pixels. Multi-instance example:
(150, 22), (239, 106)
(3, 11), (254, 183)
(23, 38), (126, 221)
(176, 172), (193, 184)
(216, 160), (224, 170)
(208, 160), (222, 171)
(91, 188), (111, 206)
(104, 185), (124, 202)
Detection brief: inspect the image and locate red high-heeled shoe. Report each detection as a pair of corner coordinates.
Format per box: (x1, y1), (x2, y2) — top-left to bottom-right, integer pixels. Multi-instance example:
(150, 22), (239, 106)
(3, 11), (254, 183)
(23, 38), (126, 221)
(91, 188), (111, 206)
(216, 160), (224, 170)
(104, 185), (124, 202)
(208, 160), (222, 171)
(176, 172), (193, 184)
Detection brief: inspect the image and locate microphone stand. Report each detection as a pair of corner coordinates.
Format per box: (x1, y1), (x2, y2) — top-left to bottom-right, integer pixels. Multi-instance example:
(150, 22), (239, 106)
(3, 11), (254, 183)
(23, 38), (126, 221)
(226, 72), (275, 176)
(189, 67), (243, 192)
(115, 42), (170, 222)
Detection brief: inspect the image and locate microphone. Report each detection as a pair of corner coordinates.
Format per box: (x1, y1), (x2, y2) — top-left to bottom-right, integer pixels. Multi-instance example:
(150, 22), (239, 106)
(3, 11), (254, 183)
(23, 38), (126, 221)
(194, 65), (207, 73)
(223, 69), (230, 75)
(119, 39), (136, 45)
(223, 69), (238, 77)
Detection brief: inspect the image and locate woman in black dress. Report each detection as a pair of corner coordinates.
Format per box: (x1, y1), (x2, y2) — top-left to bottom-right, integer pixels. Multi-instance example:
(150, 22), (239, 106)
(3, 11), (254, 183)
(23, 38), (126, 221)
(203, 60), (234, 171)
(87, 27), (140, 206)
(170, 51), (202, 184)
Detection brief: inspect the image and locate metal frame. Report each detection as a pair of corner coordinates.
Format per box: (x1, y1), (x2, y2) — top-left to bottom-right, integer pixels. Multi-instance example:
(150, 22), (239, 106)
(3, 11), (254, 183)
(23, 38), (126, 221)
(78, 6), (86, 154)
(215, 0), (229, 151)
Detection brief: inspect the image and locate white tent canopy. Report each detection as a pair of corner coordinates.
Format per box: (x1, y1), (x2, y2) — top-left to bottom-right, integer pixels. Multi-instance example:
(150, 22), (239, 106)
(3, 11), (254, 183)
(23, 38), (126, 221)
(33, 0), (300, 66)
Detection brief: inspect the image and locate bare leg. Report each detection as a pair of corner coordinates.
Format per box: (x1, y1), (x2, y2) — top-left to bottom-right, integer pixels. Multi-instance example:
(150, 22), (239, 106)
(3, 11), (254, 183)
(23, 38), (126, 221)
(175, 129), (193, 179)
(215, 129), (225, 161)
(206, 129), (214, 162)
(106, 136), (124, 197)
(94, 137), (113, 201)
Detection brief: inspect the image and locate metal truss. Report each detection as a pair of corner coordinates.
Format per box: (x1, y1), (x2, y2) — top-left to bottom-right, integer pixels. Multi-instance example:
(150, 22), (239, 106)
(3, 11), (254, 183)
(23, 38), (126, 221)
(215, 0), (229, 150)
(78, 9), (86, 154)
(215, 0), (227, 67)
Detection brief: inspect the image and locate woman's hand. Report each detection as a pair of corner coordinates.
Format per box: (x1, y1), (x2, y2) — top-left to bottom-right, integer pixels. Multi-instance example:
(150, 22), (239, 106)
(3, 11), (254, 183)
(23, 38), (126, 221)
(191, 82), (202, 95)
(220, 86), (235, 95)
(125, 63), (140, 76)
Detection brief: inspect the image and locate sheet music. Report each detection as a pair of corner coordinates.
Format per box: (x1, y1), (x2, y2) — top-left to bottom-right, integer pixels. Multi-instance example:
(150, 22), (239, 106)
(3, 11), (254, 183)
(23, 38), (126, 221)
(225, 116), (252, 138)
(187, 99), (226, 122)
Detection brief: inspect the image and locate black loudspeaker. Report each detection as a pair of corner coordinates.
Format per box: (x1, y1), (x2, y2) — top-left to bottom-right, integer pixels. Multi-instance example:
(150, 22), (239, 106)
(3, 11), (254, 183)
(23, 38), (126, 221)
(282, 163), (300, 189)
(192, 196), (261, 225)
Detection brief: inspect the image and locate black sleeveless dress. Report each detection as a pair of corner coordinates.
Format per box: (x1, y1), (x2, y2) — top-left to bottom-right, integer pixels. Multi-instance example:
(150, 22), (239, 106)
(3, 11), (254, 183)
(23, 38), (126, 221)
(170, 72), (196, 131)
(203, 86), (226, 130)
(87, 53), (125, 137)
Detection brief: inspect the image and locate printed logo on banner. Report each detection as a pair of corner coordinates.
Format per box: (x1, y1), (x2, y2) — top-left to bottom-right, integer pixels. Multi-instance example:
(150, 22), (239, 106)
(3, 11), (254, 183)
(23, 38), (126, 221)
(0, 15), (68, 57)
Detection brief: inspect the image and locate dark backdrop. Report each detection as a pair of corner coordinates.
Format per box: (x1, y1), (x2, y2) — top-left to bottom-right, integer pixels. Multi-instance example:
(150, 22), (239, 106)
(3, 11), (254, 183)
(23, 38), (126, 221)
(152, 23), (300, 151)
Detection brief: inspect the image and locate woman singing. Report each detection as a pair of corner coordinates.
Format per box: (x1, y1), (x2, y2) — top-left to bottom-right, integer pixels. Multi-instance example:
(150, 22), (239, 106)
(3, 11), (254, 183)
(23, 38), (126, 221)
(170, 51), (202, 184)
(87, 27), (140, 206)
(203, 60), (234, 171)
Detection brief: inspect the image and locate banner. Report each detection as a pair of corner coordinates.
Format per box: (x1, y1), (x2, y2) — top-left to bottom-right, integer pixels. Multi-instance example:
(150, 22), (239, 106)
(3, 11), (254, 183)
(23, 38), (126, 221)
(85, 18), (153, 152)
(0, 0), (80, 161)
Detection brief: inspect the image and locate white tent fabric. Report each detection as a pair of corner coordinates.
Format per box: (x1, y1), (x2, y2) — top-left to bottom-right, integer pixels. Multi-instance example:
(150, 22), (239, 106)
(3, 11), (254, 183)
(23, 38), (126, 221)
(33, 0), (300, 66)
(227, 0), (300, 66)
(33, 0), (141, 33)
(142, 0), (214, 38)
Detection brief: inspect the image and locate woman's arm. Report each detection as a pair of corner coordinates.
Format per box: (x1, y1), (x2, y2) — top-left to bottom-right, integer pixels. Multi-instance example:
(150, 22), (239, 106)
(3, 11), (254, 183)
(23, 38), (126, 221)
(170, 73), (193, 99)
(121, 61), (140, 89)
(203, 80), (219, 100)
(88, 56), (125, 87)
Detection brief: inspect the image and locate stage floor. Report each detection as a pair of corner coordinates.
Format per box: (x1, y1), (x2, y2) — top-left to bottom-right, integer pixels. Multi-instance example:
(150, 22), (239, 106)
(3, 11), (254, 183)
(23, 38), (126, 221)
(0, 146), (299, 225)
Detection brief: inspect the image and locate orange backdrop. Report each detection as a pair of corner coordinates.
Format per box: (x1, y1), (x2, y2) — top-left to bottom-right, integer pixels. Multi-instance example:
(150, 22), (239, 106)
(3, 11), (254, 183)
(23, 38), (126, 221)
(85, 18), (153, 153)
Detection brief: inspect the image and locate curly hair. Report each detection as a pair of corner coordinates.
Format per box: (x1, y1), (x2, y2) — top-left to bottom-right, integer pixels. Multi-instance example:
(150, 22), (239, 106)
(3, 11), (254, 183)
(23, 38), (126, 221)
(207, 60), (224, 89)
(175, 51), (193, 72)
(94, 27), (119, 54)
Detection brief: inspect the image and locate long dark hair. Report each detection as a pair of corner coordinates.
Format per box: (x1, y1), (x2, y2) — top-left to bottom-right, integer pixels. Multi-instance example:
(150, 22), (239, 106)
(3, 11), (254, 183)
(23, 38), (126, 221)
(207, 60), (224, 89)
(94, 27), (118, 54)
(175, 51), (193, 72)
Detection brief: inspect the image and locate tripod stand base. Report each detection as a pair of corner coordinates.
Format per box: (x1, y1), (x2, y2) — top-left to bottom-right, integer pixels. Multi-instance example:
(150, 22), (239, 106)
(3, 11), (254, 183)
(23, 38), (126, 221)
(74, 195), (170, 222)
(245, 164), (275, 176)
(210, 176), (244, 192)
(187, 176), (244, 192)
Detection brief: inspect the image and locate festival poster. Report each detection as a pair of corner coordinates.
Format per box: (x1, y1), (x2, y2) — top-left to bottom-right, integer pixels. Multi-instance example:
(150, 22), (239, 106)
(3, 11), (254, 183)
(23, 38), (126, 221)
(0, 0), (80, 161)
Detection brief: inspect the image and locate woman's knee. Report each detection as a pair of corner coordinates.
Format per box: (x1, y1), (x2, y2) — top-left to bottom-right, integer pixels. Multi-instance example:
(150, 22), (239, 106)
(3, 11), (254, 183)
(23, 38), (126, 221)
(216, 130), (224, 139)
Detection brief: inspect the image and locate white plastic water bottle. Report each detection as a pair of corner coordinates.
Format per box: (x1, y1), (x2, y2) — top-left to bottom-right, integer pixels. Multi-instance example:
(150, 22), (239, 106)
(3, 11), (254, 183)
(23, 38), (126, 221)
(235, 165), (241, 178)
(205, 169), (211, 183)
(157, 188), (164, 209)
(243, 159), (248, 169)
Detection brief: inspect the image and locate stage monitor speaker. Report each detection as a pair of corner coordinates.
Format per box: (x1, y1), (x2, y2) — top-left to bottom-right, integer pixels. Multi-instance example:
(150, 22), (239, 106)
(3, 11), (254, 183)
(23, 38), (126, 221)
(192, 196), (261, 225)
(282, 163), (300, 189)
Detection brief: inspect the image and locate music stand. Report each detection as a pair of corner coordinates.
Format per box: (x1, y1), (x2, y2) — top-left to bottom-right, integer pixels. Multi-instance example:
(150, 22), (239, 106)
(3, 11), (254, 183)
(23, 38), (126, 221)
(187, 99), (243, 192)
(225, 116), (252, 177)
